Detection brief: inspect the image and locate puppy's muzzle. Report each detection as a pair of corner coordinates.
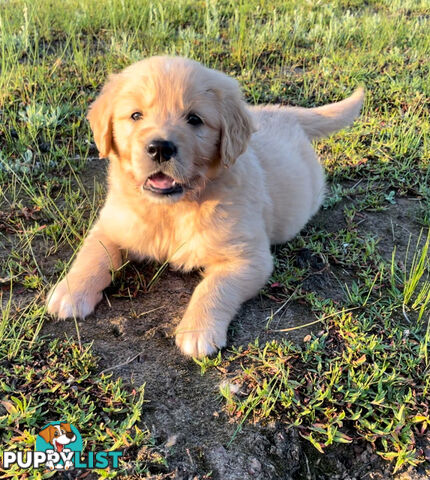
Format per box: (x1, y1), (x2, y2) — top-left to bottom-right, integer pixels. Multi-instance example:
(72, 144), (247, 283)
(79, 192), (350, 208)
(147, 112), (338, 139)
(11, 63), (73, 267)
(147, 139), (177, 163)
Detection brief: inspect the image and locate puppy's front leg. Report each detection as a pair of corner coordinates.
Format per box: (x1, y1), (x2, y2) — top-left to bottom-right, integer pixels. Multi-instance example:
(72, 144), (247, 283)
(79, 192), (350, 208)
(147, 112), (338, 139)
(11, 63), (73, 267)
(176, 253), (273, 358)
(47, 222), (122, 319)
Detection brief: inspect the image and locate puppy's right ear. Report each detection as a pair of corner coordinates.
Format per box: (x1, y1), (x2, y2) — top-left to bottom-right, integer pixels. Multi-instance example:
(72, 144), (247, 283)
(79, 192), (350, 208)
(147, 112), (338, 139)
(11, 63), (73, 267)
(39, 426), (54, 444)
(87, 74), (120, 159)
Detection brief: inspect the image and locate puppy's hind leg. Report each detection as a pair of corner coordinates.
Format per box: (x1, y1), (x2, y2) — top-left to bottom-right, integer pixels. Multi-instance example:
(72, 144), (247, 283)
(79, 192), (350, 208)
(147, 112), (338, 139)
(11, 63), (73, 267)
(176, 247), (273, 358)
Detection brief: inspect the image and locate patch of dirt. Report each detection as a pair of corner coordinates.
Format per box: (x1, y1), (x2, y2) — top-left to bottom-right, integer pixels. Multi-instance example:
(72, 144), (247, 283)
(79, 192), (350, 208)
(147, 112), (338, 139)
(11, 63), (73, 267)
(43, 267), (312, 479)
(359, 198), (425, 262)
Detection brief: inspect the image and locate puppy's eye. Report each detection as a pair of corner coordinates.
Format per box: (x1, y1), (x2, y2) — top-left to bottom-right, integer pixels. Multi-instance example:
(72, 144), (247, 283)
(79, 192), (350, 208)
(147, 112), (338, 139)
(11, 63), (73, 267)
(131, 112), (143, 121)
(186, 113), (203, 126)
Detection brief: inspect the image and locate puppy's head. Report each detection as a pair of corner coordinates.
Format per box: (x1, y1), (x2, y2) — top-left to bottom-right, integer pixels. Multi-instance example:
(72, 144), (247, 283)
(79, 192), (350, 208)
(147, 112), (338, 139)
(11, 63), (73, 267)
(39, 423), (76, 451)
(87, 56), (254, 204)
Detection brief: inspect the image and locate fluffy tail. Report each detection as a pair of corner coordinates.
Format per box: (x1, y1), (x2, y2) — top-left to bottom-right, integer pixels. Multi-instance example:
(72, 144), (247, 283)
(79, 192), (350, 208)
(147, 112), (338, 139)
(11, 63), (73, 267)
(291, 88), (365, 140)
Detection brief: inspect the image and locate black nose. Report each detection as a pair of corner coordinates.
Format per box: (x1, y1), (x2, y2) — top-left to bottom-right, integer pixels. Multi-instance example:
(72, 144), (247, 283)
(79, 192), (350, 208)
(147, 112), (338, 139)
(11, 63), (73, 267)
(147, 140), (177, 163)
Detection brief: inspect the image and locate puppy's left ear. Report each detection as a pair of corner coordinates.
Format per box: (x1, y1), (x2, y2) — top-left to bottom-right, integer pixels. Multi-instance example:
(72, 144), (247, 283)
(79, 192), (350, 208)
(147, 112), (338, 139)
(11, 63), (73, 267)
(218, 78), (255, 167)
(61, 423), (72, 433)
(87, 73), (121, 159)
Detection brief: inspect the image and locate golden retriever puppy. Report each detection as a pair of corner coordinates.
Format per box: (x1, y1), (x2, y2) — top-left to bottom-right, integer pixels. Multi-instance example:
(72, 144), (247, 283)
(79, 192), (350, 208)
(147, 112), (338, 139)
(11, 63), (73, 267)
(47, 56), (363, 358)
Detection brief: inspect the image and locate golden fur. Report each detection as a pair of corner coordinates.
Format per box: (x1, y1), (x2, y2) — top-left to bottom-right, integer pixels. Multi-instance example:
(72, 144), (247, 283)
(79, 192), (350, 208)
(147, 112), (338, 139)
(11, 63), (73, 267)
(47, 56), (364, 357)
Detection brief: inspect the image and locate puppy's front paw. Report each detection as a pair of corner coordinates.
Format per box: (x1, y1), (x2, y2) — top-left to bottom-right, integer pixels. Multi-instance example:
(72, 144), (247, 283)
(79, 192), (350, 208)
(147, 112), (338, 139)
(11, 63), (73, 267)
(175, 319), (227, 358)
(46, 278), (102, 319)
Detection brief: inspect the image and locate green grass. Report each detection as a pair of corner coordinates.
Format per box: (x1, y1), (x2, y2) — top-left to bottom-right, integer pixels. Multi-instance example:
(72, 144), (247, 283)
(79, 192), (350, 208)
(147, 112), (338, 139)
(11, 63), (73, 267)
(210, 233), (430, 473)
(0, 307), (165, 478)
(0, 0), (429, 477)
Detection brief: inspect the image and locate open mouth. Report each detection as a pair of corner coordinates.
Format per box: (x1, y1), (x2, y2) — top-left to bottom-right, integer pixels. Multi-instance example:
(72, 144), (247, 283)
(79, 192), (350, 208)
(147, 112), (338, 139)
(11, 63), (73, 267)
(54, 440), (64, 453)
(143, 172), (184, 195)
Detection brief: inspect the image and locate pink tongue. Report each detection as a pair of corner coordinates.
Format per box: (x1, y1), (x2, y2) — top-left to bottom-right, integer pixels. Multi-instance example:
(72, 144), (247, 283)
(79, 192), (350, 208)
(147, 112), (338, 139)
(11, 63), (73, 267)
(148, 173), (174, 189)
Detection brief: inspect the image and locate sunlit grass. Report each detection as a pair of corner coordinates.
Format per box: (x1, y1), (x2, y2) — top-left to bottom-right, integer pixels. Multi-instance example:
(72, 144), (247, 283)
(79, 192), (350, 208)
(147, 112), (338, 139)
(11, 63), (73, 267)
(203, 230), (430, 473)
